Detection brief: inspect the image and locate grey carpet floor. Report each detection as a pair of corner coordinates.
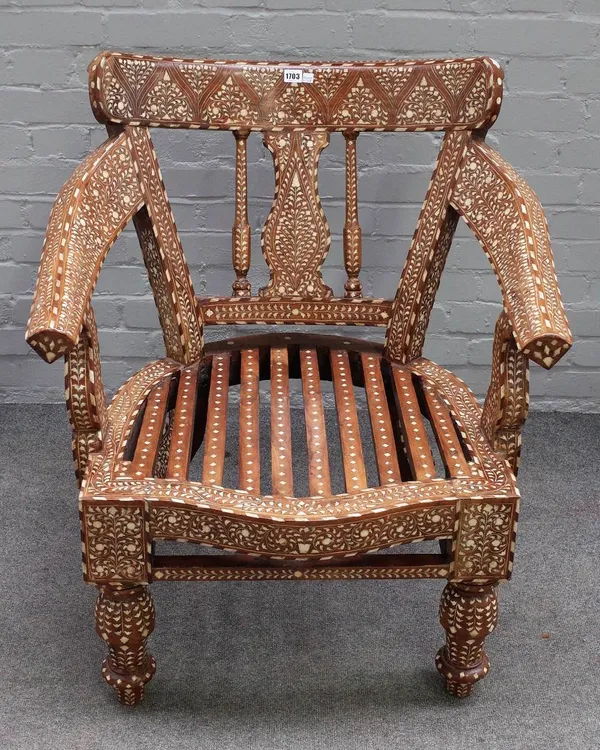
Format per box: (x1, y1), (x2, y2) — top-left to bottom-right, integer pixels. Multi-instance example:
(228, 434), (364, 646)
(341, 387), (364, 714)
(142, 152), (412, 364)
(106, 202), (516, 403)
(0, 405), (598, 750)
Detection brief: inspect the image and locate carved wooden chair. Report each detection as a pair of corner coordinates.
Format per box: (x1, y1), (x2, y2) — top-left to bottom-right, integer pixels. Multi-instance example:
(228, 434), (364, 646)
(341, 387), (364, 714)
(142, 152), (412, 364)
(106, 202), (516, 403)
(27, 52), (572, 705)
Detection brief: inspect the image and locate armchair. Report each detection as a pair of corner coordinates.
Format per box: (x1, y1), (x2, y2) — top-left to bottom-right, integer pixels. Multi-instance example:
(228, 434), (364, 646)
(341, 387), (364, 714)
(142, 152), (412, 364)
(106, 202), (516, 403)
(27, 52), (571, 704)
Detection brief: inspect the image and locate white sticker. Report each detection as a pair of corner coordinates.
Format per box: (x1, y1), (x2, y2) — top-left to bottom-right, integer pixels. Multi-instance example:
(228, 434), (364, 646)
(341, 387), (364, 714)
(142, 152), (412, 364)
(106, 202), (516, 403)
(283, 68), (314, 84)
(284, 69), (303, 83)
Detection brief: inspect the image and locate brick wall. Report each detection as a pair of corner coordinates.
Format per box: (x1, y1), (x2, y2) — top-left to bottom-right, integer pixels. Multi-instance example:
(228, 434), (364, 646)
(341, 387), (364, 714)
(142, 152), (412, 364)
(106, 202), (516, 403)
(0, 0), (599, 410)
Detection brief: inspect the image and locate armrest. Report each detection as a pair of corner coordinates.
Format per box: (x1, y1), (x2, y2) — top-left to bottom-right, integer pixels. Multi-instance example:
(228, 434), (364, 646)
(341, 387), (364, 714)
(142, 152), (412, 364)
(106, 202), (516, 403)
(451, 139), (573, 369)
(26, 132), (144, 363)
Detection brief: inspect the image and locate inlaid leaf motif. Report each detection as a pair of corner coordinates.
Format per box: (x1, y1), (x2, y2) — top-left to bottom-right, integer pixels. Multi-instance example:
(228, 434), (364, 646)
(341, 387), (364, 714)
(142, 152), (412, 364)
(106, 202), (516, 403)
(93, 53), (501, 130)
(457, 70), (489, 121)
(437, 61), (474, 98)
(141, 71), (193, 121)
(118, 57), (154, 95)
(243, 67), (280, 98)
(316, 67), (349, 101)
(454, 501), (515, 578)
(84, 504), (147, 581)
(103, 71), (133, 119)
(200, 75), (259, 125)
(127, 127), (203, 363)
(398, 74), (451, 125)
(179, 62), (216, 107)
(272, 84), (321, 125)
(385, 131), (468, 363)
(333, 76), (387, 126)
(377, 67), (413, 103)
(260, 132), (332, 298)
(451, 141), (572, 366)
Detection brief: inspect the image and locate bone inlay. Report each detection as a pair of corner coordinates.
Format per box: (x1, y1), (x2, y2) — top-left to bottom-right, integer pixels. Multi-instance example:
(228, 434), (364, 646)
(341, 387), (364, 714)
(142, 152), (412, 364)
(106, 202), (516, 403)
(26, 50), (577, 705)
(166, 366), (199, 480)
(127, 126), (203, 364)
(300, 348), (332, 497)
(270, 347), (293, 496)
(391, 368), (436, 482)
(198, 296), (392, 327)
(421, 380), (470, 478)
(330, 349), (367, 492)
(239, 348), (260, 492)
(343, 131), (363, 299)
(361, 353), (402, 486)
(202, 353), (231, 487)
(92, 53), (503, 132)
(232, 129), (251, 298)
(128, 377), (172, 478)
(261, 131), (332, 299)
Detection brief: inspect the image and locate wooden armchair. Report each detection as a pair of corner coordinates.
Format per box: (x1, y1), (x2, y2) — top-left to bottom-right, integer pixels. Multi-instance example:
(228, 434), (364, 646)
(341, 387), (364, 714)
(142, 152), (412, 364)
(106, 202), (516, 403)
(27, 52), (572, 705)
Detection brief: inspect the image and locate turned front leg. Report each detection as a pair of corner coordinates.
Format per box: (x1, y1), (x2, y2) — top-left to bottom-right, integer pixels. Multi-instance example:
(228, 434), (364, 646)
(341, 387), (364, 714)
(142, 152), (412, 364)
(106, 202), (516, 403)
(436, 582), (498, 697)
(95, 584), (156, 705)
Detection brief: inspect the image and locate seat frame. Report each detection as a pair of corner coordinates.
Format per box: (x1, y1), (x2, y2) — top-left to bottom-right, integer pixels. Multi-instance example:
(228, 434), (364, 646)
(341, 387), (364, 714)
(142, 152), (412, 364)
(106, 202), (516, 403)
(27, 52), (572, 706)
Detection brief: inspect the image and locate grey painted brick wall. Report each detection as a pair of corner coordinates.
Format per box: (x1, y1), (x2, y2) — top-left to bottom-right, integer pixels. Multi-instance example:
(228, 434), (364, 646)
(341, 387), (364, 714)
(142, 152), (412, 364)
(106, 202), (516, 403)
(0, 0), (599, 411)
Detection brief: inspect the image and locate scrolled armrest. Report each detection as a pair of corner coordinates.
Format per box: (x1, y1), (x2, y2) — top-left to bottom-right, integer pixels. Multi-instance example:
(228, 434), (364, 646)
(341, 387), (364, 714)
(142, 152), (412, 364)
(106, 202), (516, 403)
(451, 140), (572, 369)
(26, 132), (144, 363)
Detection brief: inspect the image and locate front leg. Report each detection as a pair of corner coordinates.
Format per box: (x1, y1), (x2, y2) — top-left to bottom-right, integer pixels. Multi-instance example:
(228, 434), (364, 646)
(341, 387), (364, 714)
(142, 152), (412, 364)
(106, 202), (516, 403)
(436, 582), (499, 697)
(95, 584), (156, 705)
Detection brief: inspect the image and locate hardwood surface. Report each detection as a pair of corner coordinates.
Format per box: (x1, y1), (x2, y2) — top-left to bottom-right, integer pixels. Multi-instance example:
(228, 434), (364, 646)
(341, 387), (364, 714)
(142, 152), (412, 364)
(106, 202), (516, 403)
(239, 348), (260, 492)
(25, 51), (573, 704)
(300, 348), (332, 497)
(114, 335), (507, 508)
(201, 355), (229, 486)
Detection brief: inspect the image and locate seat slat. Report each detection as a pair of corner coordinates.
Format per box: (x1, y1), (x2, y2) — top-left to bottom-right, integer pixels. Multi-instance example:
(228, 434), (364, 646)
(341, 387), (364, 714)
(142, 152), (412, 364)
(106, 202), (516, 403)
(239, 348), (260, 493)
(300, 348), (331, 497)
(330, 349), (367, 492)
(361, 353), (402, 486)
(128, 376), (172, 478)
(392, 369), (436, 482)
(166, 366), (199, 481)
(421, 380), (471, 478)
(271, 347), (293, 496)
(201, 354), (231, 486)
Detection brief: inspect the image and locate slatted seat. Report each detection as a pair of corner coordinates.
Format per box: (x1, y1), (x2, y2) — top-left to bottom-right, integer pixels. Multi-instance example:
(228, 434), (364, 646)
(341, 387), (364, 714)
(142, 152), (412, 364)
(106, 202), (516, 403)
(119, 334), (498, 509)
(27, 51), (572, 706)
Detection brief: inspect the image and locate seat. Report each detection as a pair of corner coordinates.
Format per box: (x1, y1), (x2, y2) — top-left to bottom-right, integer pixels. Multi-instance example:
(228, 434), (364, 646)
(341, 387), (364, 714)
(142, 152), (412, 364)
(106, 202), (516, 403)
(88, 332), (515, 558)
(27, 52), (572, 705)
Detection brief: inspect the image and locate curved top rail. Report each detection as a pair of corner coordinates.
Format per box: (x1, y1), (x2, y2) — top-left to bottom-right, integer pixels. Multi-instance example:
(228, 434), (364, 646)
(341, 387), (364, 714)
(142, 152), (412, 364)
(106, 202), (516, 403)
(89, 51), (503, 132)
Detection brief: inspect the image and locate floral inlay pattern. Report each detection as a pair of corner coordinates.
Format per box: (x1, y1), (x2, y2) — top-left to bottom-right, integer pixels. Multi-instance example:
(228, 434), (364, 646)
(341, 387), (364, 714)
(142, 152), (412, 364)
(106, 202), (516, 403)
(149, 504), (455, 558)
(481, 312), (530, 472)
(24, 49), (574, 704)
(90, 53), (503, 132)
(453, 501), (517, 580)
(83, 503), (149, 582)
(385, 131), (468, 363)
(261, 131), (332, 299)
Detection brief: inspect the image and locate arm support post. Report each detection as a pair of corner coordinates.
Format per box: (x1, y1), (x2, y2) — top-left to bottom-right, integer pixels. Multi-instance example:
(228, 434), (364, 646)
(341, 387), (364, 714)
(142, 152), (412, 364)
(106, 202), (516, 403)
(481, 312), (529, 474)
(65, 306), (107, 484)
